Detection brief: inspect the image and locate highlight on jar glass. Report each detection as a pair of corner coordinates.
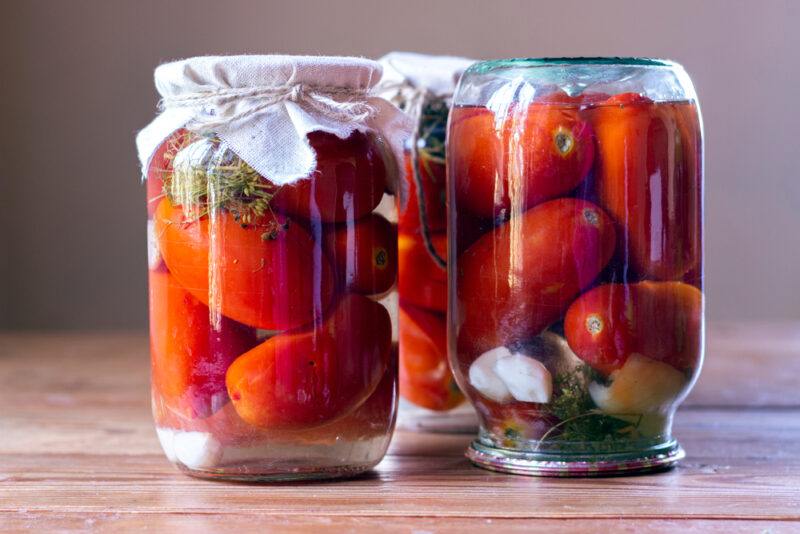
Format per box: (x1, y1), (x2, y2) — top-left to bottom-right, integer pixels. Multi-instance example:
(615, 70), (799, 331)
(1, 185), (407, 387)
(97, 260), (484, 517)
(137, 55), (412, 481)
(375, 52), (478, 432)
(447, 58), (704, 476)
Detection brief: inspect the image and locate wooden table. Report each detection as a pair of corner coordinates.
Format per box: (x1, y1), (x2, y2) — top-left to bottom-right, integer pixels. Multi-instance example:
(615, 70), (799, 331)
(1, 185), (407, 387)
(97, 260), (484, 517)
(1, 324), (799, 532)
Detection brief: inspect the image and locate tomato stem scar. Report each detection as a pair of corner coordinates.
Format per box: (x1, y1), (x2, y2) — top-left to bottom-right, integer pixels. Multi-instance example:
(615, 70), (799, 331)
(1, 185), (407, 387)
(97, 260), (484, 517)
(374, 247), (388, 269)
(586, 314), (603, 334)
(582, 208), (600, 226)
(554, 127), (575, 156)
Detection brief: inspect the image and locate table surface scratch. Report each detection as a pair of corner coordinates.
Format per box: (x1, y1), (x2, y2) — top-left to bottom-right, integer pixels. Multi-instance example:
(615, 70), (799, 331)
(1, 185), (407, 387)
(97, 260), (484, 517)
(1, 323), (799, 532)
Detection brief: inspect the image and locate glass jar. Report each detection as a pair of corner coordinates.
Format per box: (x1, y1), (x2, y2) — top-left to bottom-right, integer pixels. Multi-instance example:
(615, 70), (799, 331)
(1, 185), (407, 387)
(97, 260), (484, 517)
(141, 56), (407, 480)
(448, 58), (703, 476)
(377, 53), (478, 432)
(147, 130), (398, 480)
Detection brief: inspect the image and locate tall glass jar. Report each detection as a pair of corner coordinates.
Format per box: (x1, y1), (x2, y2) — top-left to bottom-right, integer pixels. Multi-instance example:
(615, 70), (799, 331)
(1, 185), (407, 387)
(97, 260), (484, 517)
(140, 56), (408, 481)
(376, 52), (477, 432)
(448, 58), (704, 476)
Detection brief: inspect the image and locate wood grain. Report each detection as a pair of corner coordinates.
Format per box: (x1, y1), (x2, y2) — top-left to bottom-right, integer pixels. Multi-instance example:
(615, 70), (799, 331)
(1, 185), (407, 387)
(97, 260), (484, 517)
(1, 325), (799, 532)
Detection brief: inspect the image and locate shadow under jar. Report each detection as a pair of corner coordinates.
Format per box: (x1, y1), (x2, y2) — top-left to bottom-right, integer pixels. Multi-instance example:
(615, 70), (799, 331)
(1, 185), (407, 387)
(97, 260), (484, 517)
(447, 58), (704, 476)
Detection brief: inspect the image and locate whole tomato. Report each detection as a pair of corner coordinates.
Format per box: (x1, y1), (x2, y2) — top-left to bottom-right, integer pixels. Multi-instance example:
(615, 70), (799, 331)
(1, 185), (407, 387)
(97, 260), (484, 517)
(449, 101), (594, 221)
(199, 353), (398, 448)
(273, 131), (387, 223)
(564, 281), (703, 375)
(398, 151), (447, 234)
(457, 198), (616, 361)
(589, 93), (701, 280)
(225, 294), (392, 430)
(473, 397), (559, 445)
(154, 198), (335, 331)
(398, 231), (447, 313)
(314, 354), (398, 442)
(323, 213), (397, 296)
(146, 129), (192, 216)
(149, 270), (257, 420)
(399, 304), (464, 411)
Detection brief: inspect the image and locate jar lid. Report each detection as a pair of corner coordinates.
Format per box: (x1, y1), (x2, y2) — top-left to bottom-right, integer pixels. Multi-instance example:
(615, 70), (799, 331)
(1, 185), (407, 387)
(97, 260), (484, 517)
(137, 55), (412, 191)
(376, 52), (476, 98)
(154, 55), (382, 100)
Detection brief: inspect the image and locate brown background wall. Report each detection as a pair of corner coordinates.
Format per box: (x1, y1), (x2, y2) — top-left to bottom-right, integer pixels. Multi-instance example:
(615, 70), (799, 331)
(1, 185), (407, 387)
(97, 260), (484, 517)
(1, 0), (798, 330)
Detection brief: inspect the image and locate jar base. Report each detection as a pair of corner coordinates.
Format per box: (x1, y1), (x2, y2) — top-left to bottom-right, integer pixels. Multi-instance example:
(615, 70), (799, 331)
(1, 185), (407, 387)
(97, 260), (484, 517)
(466, 439), (685, 477)
(156, 426), (391, 482)
(176, 462), (377, 482)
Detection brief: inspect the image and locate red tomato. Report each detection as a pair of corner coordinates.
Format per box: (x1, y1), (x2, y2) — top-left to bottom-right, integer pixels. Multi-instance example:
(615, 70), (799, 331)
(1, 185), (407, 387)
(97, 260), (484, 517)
(449, 101), (594, 221)
(322, 354), (397, 441)
(473, 397), (558, 444)
(149, 270), (257, 420)
(399, 304), (464, 411)
(273, 131), (387, 223)
(154, 198), (335, 331)
(456, 198), (616, 361)
(398, 231), (447, 313)
(146, 129), (191, 216)
(564, 281), (703, 375)
(225, 294), (392, 430)
(589, 93), (701, 280)
(204, 354), (398, 446)
(398, 151), (447, 234)
(156, 351), (397, 448)
(323, 213), (397, 296)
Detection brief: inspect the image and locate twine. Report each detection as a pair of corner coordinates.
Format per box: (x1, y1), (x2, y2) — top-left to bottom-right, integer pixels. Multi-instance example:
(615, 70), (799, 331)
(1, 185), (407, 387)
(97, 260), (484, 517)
(379, 78), (448, 269)
(159, 72), (376, 132)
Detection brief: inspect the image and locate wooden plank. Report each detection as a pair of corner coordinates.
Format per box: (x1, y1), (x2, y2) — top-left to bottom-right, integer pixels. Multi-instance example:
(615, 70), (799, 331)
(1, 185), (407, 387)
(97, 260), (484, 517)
(1, 455), (799, 519)
(1, 514), (798, 534)
(1, 407), (799, 519)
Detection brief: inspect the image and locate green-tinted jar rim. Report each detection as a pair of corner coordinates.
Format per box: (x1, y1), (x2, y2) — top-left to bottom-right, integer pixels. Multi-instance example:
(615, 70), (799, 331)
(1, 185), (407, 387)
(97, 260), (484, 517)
(466, 57), (682, 75)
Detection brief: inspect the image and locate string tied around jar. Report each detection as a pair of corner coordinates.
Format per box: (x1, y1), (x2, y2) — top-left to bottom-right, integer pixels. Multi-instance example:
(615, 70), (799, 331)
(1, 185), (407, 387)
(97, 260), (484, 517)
(378, 78), (449, 269)
(159, 69), (377, 133)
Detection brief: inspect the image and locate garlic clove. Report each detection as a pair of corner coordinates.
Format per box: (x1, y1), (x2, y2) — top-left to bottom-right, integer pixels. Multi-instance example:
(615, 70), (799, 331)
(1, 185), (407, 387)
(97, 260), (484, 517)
(155, 427), (177, 463)
(506, 331), (584, 383)
(589, 353), (686, 415)
(469, 347), (513, 403)
(173, 430), (223, 470)
(493, 353), (553, 404)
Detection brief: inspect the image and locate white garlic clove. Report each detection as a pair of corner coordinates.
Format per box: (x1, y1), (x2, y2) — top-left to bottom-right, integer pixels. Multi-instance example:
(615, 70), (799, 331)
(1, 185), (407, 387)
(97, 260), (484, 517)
(493, 353), (553, 404)
(173, 431), (223, 470)
(589, 353), (686, 415)
(155, 427), (177, 463)
(469, 347), (513, 403)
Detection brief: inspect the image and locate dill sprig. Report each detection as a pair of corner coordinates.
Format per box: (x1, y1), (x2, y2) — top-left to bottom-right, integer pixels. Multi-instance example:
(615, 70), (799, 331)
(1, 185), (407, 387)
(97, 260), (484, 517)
(416, 97), (448, 174)
(160, 133), (285, 237)
(541, 365), (640, 449)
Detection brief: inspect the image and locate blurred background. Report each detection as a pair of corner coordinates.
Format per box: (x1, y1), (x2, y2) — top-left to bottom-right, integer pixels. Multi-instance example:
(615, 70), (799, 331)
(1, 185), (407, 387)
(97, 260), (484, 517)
(1, 0), (797, 330)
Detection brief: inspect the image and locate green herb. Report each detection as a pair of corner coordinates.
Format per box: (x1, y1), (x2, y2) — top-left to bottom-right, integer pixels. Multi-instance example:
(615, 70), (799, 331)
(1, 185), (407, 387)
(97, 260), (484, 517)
(415, 98), (448, 169)
(538, 365), (642, 451)
(159, 133), (285, 238)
